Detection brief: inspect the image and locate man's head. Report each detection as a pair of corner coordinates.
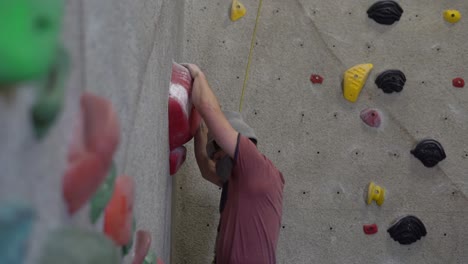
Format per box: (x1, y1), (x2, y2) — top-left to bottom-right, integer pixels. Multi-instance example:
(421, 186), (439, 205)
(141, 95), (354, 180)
(206, 111), (257, 182)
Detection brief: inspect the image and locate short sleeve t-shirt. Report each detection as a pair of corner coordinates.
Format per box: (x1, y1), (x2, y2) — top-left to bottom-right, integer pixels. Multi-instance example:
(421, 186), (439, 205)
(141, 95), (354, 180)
(216, 134), (285, 264)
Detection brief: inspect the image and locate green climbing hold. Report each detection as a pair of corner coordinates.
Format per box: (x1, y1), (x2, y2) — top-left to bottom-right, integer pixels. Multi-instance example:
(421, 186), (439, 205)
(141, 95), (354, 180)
(0, 0), (64, 84)
(144, 252), (157, 264)
(0, 204), (35, 264)
(89, 162), (117, 224)
(39, 228), (120, 264)
(31, 48), (69, 139)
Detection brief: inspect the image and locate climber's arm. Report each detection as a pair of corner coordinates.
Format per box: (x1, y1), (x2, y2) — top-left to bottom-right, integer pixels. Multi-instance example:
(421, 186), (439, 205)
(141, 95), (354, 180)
(183, 63), (237, 159)
(194, 122), (222, 187)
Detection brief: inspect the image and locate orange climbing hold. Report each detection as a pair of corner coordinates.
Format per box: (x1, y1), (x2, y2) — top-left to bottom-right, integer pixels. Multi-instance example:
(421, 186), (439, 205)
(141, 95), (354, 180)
(104, 175), (135, 246)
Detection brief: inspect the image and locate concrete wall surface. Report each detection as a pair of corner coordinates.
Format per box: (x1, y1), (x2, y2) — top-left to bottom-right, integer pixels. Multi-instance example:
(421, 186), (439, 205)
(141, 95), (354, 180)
(81, 0), (185, 262)
(173, 0), (468, 263)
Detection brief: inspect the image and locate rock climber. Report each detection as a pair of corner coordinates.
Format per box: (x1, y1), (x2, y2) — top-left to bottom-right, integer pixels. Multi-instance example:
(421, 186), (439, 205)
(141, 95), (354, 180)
(183, 63), (285, 264)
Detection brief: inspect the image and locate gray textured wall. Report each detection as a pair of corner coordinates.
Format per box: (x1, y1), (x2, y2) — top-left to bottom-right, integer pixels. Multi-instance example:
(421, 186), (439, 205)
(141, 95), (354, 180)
(173, 0), (468, 263)
(81, 0), (185, 262)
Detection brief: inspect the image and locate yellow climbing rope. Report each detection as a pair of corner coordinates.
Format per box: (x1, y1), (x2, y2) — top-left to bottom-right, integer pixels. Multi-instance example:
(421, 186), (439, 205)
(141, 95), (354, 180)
(238, 0), (263, 112)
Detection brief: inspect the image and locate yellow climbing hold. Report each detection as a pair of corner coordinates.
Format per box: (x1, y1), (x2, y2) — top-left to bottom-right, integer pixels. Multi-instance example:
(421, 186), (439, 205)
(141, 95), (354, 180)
(343, 63), (373, 103)
(367, 182), (385, 206)
(443, 10), (461, 24)
(231, 0), (246, 21)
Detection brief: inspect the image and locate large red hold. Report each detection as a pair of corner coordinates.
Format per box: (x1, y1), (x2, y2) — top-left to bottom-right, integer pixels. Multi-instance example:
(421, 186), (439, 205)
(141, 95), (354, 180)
(63, 92), (120, 215)
(169, 63), (201, 150)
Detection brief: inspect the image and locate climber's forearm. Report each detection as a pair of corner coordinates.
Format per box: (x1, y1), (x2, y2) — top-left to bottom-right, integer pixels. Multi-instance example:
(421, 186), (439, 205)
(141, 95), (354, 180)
(194, 123), (222, 187)
(191, 74), (237, 158)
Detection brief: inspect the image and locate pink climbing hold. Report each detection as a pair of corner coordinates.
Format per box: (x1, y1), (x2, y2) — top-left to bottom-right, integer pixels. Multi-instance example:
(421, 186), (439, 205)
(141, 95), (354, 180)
(169, 62), (201, 150)
(360, 108), (381, 128)
(452, 77), (465, 88)
(157, 258), (165, 264)
(63, 92), (120, 215)
(131, 230), (152, 264)
(104, 175), (135, 246)
(363, 224), (378, 235)
(310, 74), (324, 84)
(170, 146), (187, 175)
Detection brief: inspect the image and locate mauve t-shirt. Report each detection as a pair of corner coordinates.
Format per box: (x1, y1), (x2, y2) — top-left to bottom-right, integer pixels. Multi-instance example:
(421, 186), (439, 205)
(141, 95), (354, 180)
(216, 134), (285, 264)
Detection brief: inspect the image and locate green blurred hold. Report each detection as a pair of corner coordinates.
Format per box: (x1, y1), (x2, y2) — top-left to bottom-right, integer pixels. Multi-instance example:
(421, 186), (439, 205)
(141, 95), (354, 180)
(31, 47), (69, 139)
(0, 203), (35, 264)
(0, 0), (64, 84)
(122, 216), (137, 256)
(89, 162), (117, 224)
(39, 228), (120, 264)
(144, 252), (157, 264)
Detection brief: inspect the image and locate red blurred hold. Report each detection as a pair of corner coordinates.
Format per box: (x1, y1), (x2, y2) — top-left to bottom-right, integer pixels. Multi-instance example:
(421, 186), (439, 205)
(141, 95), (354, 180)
(169, 62), (201, 150)
(131, 230), (152, 264)
(104, 175), (135, 246)
(363, 224), (378, 235)
(64, 92), (120, 215)
(157, 258), (165, 264)
(360, 108), (381, 128)
(170, 146), (187, 175)
(453, 77), (465, 88)
(310, 74), (324, 84)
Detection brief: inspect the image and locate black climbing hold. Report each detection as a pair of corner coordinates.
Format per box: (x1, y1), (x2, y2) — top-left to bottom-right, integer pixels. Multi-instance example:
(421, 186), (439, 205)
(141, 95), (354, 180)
(367, 1), (404, 25)
(375, 70), (406, 93)
(411, 139), (446, 167)
(387, 215), (427, 245)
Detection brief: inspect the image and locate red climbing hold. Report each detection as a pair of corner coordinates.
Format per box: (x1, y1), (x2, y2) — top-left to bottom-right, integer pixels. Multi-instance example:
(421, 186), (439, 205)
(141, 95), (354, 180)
(170, 146), (187, 175)
(63, 92), (120, 215)
(360, 108), (381, 128)
(169, 62), (201, 150)
(452, 77), (465, 88)
(310, 74), (323, 84)
(104, 175), (135, 246)
(131, 230), (152, 264)
(363, 224), (378, 235)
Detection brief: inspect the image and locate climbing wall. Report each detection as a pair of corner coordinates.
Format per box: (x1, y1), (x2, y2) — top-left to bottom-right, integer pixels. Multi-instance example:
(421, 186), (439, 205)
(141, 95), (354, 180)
(1, 0), (183, 263)
(173, 0), (468, 263)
